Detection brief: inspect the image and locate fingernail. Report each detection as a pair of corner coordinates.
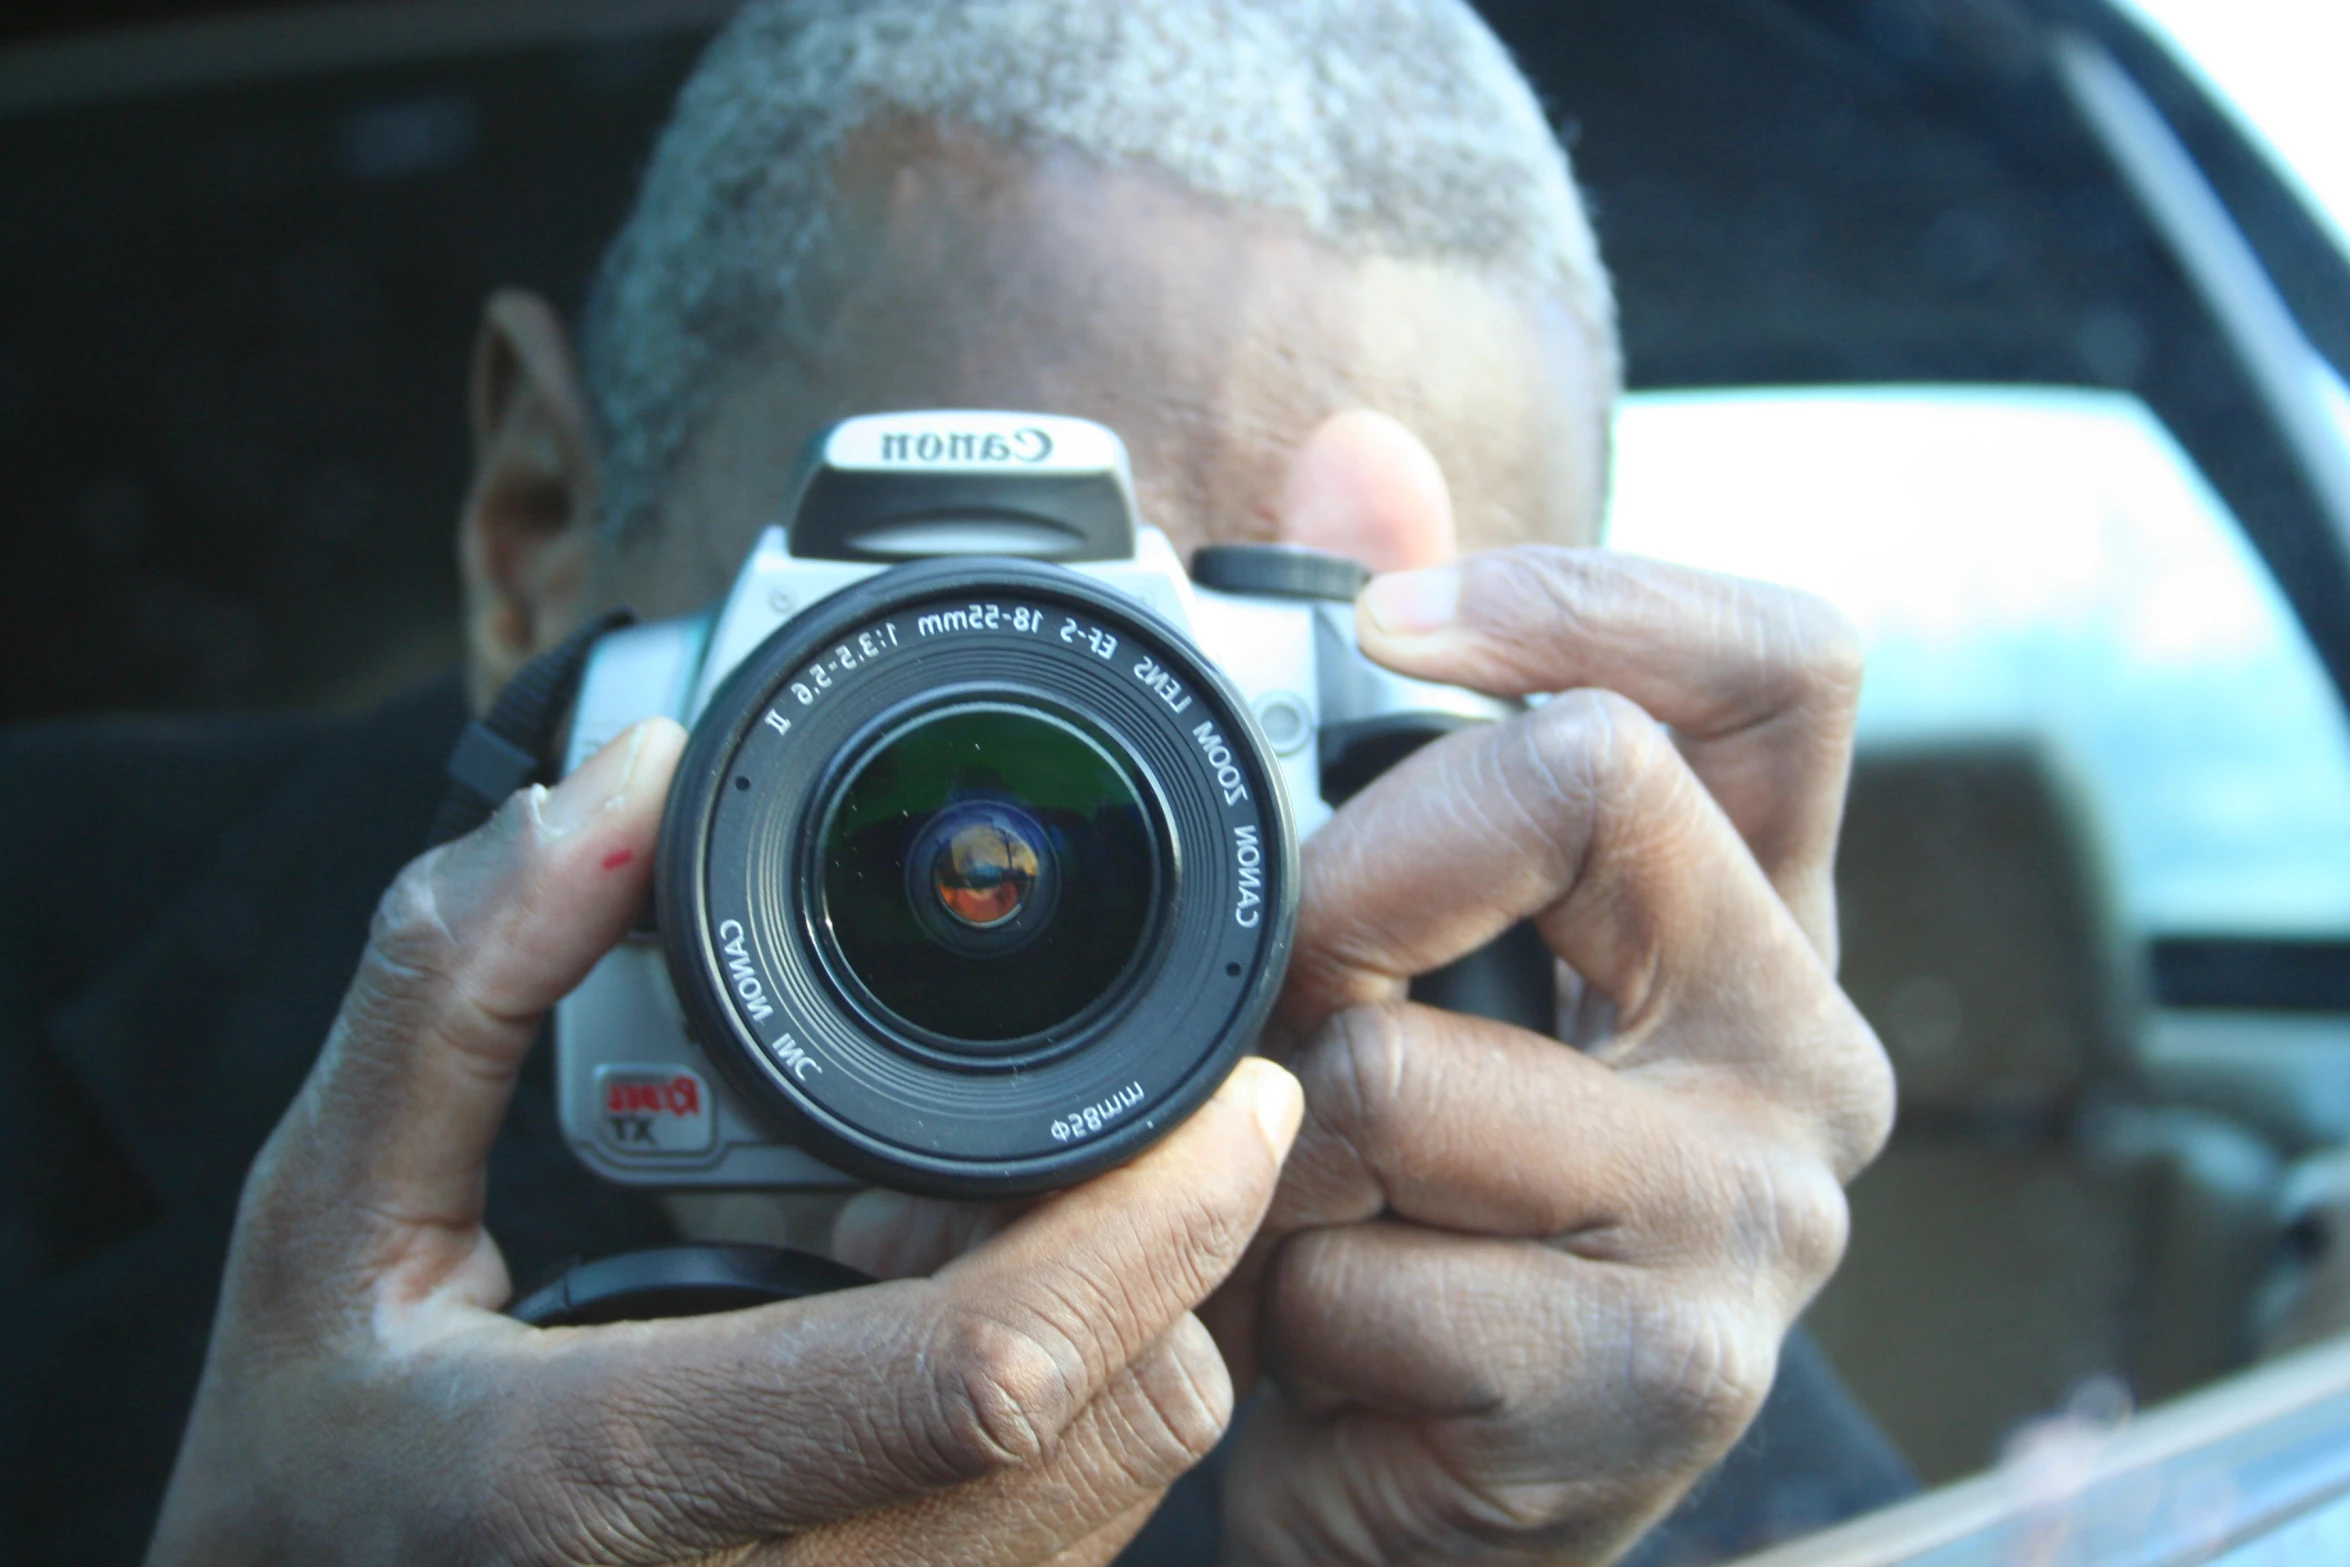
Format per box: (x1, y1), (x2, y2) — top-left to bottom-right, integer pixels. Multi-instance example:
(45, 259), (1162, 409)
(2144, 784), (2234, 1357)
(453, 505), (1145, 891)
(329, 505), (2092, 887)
(1230, 1057), (1304, 1154)
(538, 721), (649, 838)
(1360, 565), (1460, 637)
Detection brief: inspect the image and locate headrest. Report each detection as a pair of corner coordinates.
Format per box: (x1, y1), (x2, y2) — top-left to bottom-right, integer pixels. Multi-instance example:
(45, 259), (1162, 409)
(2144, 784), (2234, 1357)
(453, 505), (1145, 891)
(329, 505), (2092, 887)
(1836, 739), (2144, 1118)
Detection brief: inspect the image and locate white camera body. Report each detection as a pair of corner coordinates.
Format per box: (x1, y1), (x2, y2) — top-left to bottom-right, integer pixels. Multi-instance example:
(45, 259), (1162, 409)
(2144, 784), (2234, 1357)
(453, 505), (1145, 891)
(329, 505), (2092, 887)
(552, 411), (1504, 1192)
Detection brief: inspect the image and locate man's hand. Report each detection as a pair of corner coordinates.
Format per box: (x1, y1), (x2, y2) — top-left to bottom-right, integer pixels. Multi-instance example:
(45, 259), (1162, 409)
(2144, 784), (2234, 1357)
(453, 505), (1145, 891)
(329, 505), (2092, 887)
(1208, 422), (1895, 1564)
(147, 719), (1303, 1567)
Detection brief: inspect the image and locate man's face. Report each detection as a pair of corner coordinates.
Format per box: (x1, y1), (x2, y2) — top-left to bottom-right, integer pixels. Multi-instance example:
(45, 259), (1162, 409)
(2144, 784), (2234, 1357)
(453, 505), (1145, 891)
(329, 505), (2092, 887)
(589, 120), (1607, 622)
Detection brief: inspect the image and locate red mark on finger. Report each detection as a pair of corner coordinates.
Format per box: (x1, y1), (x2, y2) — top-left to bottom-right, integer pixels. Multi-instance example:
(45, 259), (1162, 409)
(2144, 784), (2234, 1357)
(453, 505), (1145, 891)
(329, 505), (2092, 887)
(601, 849), (636, 872)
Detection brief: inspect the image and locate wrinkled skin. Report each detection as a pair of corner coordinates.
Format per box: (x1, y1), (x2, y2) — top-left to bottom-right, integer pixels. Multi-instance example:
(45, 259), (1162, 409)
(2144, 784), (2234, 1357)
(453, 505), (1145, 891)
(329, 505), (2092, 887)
(150, 126), (1894, 1566)
(147, 720), (1305, 1567)
(1209, 533), (1889, 1564)
(839, 423), (1894, 1566)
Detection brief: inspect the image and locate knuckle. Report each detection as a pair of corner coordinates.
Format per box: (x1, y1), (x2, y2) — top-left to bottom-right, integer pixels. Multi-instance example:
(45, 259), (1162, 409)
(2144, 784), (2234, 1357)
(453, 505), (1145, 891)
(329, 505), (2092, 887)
(922, 1308), (1079, 1477)
(1836, 1020), (1899, 1173)
(1115, 1320), (1234, 1481)
(366, 851), (461, 980)
(1438, 1474), (1584, 1544)
(224, 1133), (326, 1279)
(1120, 1168), (1260, 1312)
(1720, 1146), (1850, 1287)
(1775, 1162), (1851, 1285)
(1621, 1298), (1775, 1460)
(1780, 587), (1867, 711)
(1525, 688), (1672, 808)
(1803, 999), (1899, 1179)
(1362, 1440), (1582, 1550)
(1516, 691), (1687, 884)
(1302, 1004), (1410, 1156)
(1176, 1182), (1257, 1288)
(1260, 1232), (1369, 1372)
(1472, 542), (1587, 628)
(1513, 543), (1612, 626)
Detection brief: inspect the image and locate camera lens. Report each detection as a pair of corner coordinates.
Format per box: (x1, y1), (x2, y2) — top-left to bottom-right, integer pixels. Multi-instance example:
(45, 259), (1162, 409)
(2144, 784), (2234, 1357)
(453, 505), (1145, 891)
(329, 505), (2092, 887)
(661, 559), (1296, 1197)
(920, 802), (1046, 932)
(814, 703), (1158, 1048)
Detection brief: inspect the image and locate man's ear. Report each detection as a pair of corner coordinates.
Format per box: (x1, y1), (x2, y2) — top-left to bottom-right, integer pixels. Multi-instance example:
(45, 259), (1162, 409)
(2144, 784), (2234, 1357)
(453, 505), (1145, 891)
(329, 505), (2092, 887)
(458, 289), (602, 711)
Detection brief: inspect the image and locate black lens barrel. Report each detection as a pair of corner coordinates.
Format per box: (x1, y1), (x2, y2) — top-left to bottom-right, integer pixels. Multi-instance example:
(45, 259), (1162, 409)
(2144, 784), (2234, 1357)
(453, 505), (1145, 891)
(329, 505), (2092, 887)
(656, 558), (1295, 1197)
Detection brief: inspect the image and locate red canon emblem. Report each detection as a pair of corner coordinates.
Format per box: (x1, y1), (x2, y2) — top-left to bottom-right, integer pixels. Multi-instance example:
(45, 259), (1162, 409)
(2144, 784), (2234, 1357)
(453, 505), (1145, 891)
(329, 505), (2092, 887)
(603, 1076), (702, 1118)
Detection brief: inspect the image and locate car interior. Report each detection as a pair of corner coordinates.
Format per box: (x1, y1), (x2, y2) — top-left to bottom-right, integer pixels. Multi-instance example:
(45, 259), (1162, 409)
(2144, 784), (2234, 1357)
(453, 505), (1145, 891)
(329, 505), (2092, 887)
(5, 0), (2349, 1559)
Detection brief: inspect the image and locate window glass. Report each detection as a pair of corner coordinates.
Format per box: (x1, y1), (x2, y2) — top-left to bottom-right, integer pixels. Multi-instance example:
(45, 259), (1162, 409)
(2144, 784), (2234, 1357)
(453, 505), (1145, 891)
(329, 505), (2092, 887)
(1607, 386), (2350, 936)
(2121, 0), (2350, 252)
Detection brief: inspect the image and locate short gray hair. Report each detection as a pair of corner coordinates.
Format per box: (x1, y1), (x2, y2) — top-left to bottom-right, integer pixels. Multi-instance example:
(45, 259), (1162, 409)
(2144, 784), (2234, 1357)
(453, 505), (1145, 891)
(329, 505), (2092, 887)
(581, 0), (1616, 542)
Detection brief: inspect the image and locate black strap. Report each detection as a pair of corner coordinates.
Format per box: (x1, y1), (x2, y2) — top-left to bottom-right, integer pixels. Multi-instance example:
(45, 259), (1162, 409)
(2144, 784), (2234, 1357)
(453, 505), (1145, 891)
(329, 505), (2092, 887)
(427, 608), (637, 847)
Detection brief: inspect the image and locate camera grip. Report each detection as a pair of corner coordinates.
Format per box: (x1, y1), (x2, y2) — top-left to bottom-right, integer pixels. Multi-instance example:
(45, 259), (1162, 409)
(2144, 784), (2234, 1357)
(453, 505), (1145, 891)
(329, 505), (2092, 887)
(1407, 921), (1557, 1036)
(1320, 708), (1558, 1039)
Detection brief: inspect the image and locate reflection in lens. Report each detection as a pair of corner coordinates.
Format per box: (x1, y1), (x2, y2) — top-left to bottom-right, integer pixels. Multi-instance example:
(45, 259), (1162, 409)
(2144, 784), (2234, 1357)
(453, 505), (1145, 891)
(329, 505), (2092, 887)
(817, 704), (1156, 1046)
(924, 803), (1045, 929)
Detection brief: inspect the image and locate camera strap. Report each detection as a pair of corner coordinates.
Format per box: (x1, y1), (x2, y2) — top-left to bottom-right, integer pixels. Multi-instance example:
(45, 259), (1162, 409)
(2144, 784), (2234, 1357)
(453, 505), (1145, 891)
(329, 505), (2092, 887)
(426, 607), (638, 848)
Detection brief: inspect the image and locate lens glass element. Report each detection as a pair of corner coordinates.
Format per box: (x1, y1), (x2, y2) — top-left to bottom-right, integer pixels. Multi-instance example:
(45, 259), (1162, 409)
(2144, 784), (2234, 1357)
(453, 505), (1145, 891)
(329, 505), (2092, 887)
(815, 703), (1157, 1047)
(921, 802), (1045, 929)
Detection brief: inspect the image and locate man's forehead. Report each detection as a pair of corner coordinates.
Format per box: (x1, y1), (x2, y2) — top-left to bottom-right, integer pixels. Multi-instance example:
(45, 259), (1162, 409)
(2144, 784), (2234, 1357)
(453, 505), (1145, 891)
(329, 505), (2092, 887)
(619, 123), (1601, 606)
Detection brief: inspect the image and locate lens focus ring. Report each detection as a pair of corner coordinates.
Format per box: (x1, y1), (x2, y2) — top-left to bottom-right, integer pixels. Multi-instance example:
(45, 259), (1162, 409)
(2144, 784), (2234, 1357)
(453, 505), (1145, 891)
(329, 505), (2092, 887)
(655, 557), (1297, 1198)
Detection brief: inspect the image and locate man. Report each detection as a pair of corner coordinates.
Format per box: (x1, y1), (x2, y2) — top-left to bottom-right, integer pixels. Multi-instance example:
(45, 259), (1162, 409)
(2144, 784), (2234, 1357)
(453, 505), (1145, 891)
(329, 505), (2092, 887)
(2, 2), (1906, 1563)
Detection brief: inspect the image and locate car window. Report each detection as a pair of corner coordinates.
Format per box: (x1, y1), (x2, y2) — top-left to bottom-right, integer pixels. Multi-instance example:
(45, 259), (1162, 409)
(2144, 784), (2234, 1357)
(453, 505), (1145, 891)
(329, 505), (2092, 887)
(2121, 0), (2350, 256)
(12, 6), (2350, 1561)
(1608, 385), (2350, 939)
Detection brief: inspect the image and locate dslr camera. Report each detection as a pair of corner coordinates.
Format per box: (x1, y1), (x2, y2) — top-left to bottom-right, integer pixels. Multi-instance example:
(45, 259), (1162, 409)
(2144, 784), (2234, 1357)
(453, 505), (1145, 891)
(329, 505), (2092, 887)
(553, 411), (1505, 1199)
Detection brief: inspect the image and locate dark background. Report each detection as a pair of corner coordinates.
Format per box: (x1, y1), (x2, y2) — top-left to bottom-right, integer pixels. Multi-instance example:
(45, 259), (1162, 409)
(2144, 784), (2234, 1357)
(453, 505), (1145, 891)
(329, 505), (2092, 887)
(0, 13), (714, 721)
(6, 0), (304, 38)
(11, 0), (2350, 1516)
(1, 0), (2336, 724)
